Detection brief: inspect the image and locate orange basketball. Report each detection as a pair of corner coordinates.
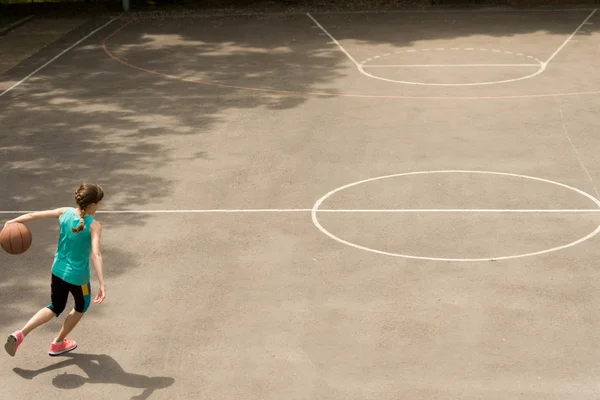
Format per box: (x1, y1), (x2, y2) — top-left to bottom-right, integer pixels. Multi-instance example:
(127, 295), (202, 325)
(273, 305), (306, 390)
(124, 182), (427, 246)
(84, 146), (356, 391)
(0, 223), (32, 255)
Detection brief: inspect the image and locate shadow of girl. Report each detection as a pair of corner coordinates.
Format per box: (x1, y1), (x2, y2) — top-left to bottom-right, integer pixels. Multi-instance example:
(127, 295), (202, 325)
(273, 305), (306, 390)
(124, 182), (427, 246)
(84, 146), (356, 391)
(13, 353), (175, 400)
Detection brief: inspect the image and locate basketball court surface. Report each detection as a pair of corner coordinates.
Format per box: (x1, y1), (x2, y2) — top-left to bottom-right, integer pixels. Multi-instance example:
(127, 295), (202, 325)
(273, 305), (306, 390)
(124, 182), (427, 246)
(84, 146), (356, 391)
(2, 4), (600, 399)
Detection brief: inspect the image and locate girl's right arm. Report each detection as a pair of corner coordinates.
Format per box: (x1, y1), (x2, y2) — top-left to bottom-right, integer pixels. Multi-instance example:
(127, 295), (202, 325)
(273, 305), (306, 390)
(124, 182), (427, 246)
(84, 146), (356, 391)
(4, 207), (68, 228)
(90, 220), (106, 304)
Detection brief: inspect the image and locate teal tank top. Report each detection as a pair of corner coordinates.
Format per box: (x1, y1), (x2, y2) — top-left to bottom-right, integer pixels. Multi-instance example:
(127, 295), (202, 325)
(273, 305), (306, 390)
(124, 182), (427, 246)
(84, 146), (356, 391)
(51, 207), (94, 286)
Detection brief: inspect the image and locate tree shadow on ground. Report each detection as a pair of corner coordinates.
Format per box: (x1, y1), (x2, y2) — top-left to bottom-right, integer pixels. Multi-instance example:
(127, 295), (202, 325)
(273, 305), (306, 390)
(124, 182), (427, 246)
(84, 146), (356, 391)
(13, 353), (175, 400)
(1, 1), (598, 221)
(0, 10), (348, 220)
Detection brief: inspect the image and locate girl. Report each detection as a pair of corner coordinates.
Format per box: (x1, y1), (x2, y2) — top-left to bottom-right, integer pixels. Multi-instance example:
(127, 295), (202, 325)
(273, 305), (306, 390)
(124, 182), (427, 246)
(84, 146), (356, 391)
(4, 183), (106, 357)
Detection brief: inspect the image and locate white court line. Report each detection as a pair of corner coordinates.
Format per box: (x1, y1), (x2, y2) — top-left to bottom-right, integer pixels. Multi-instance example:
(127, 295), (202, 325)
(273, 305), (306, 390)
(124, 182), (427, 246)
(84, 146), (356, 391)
(306, 12), (546, 86)
(2, 208), (600, 214)
(544, 9), (597, 65)
(362, 64), (541, 67)
(308, 8), (598, 14)
(557, 102), (600, 199)
(306, 12), (362, 66)
(0, 209), (310, 214)
(308, 10), (599, 86)
(96, 209), (311, 213)
(310, 170), (600, 261)
(316, 209), (600, 213)
(0, 16), (120, 98)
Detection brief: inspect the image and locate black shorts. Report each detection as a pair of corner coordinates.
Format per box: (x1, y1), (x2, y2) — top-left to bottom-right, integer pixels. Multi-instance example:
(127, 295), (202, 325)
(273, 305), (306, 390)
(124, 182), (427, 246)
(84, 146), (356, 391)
(46, 274), (91, 316)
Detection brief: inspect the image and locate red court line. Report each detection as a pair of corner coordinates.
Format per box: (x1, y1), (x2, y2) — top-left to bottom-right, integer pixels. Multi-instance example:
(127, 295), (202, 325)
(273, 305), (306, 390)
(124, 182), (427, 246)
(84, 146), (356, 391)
(102, 18), (600, 101)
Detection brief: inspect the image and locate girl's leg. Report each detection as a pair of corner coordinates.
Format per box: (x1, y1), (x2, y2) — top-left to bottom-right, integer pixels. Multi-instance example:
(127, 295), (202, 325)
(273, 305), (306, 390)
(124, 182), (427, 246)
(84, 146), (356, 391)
(34, 274), (71, 336)
(49, 281), (89, 356)
(54, 309), (83, 343)
(55, 281), (90, 343)
(5, 274), (67, 357)
(21, 307), (56, 336)
(6, 306), (55, 357)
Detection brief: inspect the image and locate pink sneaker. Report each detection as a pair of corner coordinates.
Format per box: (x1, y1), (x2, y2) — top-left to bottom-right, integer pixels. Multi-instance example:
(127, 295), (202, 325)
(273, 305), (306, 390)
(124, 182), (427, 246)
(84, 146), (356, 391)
(48, 339), (77, 356)
(5, 331), (24, 357)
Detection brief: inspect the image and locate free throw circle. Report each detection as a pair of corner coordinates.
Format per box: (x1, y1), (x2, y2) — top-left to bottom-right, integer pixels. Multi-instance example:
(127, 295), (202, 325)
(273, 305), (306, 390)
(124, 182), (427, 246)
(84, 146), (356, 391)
(311, 170), (600, 261)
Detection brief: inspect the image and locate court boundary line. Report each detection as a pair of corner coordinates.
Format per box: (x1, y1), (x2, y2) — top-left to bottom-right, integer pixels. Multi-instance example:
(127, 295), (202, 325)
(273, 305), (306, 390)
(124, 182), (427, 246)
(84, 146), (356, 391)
(306, 12), (362, 66)
(0, 16), (120, 98)
(2, 208), (600, 214)
(544, 9), (597, 65)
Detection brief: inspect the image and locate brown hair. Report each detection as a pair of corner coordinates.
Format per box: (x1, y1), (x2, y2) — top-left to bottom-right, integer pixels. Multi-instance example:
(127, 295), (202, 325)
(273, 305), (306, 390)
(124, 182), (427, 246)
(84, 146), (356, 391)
(72, 184), (104, 233)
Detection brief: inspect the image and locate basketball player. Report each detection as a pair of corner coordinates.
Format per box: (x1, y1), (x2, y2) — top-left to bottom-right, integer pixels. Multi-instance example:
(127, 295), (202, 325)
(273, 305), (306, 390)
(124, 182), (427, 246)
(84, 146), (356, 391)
(3, 184), (105, 357)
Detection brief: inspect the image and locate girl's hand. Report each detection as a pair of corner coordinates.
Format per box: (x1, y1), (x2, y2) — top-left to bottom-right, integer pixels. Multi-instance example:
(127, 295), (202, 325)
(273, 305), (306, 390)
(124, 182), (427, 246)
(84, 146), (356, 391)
(93, 285), (106, 304)
(3, 220), (15, 229)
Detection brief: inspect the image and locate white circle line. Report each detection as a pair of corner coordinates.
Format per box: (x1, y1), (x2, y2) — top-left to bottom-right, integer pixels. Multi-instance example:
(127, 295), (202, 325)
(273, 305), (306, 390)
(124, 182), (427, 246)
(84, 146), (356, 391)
(357, 48), (545, 86)
(310, 170), (600, 262)
(359, 48), (544, 64)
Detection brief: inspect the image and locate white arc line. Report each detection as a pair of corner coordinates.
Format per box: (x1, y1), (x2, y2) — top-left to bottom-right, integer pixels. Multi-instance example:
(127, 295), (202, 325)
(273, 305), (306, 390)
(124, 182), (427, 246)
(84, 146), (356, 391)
(362, 64), (541, 67)
(544, 9), (597, 65)
(0, 16), (121, 98)
(358, 59), (545, 87)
